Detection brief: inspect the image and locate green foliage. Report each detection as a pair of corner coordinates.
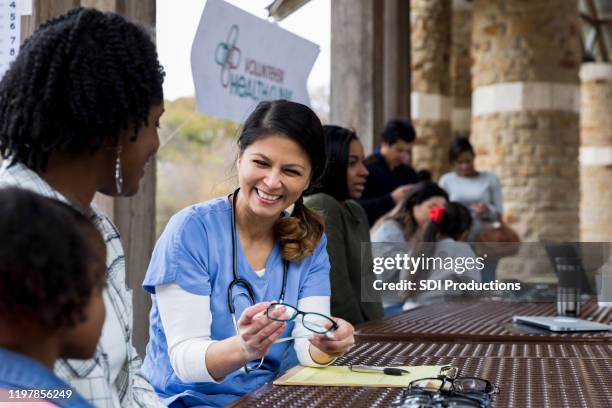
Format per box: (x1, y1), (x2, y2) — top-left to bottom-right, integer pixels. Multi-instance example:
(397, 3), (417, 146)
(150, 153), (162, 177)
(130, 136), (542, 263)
(156, 97), (239, 236)
(159, 97), (239, 148)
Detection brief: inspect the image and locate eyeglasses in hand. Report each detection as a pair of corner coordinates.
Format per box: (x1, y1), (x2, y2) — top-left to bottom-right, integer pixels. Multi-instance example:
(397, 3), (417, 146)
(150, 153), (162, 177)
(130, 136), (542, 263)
(266, 302), (338, 343)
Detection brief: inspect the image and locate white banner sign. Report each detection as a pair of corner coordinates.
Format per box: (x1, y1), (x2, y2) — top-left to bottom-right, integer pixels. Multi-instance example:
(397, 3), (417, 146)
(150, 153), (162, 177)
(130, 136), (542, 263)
(0, 0), (20, 80)
(191, 0), (319, 123)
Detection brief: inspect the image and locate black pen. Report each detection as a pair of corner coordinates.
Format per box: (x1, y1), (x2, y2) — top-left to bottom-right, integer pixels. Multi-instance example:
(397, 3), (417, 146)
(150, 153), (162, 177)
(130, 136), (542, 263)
(349, 365), (410, 376)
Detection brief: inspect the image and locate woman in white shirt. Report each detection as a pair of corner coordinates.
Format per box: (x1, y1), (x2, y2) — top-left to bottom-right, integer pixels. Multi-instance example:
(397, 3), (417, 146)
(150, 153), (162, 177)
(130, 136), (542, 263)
(439, 136), (503, 242)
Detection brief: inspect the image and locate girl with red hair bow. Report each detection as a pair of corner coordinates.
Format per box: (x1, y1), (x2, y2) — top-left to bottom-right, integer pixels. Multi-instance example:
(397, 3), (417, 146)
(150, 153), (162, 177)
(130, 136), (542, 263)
(409, 202), (483, 306)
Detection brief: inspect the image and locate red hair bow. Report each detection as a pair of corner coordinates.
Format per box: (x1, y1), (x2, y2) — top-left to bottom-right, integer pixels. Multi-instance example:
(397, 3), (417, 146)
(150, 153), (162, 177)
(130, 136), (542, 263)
(429, 206), (445, 224)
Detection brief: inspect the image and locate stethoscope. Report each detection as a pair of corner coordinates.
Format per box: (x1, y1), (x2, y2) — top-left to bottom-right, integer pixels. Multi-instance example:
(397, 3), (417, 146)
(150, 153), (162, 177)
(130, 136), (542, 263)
(228, 187), (288, 372)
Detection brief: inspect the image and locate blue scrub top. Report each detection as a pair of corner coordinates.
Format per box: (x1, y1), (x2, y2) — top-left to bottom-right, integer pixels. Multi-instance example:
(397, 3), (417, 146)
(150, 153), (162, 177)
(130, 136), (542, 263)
(142, 197), (331, 408)
(0, 347), (93, 408)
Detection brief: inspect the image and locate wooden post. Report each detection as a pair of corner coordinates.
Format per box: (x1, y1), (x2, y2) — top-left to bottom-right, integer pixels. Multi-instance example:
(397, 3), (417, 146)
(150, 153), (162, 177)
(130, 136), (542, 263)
(80, 0), (118, 12)
(330, 0), (384, 155)
(382, 0), (411, 147)
(21, 0), (80, 39)
(91, 0), (157, 357)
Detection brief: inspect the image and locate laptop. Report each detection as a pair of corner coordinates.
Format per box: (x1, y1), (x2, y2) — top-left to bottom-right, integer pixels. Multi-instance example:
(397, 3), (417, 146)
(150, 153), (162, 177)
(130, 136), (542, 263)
(513, 315), (612, 332)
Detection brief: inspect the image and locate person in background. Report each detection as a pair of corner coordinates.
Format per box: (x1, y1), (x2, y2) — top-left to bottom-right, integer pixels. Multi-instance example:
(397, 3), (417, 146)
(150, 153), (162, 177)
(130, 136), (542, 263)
(439, 137), (503, 242)
(0, 187), (107, 408)
(410, 202), (482, 307)
(305, 125), (384, 325)
(357, 119), (419, 226)
(416, 169), (432, 182)
(0, 8), (165, 407)
(142, 100), (355, 407)
(370, 182), (449, 314)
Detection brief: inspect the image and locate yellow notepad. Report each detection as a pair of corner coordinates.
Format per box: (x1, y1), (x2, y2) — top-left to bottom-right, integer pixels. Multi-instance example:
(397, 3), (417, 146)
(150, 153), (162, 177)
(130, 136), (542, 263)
(274, 365), (451, 388)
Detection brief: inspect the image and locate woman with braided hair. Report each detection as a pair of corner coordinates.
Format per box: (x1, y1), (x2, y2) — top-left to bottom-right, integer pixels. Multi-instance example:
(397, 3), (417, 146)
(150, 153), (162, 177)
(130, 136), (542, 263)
(0, 7), (165, 407)
(143, 100), (355, 407)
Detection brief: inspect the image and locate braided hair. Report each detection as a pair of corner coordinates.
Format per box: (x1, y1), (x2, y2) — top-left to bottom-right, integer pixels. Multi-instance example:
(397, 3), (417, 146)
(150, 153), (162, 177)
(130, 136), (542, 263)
(0, 7), (164, 172)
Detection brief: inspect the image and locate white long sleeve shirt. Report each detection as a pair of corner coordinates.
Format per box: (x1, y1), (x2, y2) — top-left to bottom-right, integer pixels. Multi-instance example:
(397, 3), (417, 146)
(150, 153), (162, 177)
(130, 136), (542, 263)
(156, 282), (332, 383)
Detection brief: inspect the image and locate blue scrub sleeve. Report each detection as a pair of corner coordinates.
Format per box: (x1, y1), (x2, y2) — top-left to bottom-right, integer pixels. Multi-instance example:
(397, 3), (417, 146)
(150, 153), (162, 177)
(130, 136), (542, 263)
(143, 208), (211, 296)
(298, 233), (331, 299)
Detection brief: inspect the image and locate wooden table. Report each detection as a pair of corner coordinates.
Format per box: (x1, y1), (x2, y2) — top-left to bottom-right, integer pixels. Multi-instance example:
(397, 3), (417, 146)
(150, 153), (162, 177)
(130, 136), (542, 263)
(229, 301), (612, 407)
(355, 300), (612, 342)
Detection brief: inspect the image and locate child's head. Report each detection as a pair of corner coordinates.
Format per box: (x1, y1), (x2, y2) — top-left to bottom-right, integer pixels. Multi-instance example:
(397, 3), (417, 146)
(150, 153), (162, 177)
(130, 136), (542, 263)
(379, 181), (448, 238)
(0, 187), (106, 360)
(423, 202), (473, 242)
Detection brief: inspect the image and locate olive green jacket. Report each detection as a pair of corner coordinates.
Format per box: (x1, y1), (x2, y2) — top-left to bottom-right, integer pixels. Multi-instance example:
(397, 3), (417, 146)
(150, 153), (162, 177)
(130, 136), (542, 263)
(305, 193), (383, 325)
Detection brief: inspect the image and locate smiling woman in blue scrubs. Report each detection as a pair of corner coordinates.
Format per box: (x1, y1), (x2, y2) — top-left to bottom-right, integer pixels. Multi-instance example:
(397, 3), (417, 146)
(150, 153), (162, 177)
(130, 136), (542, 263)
(142, 100), (356, 407)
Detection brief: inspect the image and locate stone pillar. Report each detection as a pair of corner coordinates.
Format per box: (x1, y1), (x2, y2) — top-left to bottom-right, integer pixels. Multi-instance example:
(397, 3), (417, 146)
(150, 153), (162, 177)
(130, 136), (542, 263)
(331, 0), (383, 155)
(410, 0), (451, 180)
(471, 0), (581, 241)
(450, 0), (472, 136)
(579, 63), (612, 242)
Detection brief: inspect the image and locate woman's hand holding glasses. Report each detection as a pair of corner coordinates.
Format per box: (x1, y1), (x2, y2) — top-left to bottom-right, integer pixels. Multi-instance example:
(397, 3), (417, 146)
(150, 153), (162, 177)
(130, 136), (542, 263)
(309, 317), (354, 359)
(236, 302), (289, 362)
(205, 302), (290, 379)
(266, 303), (355, 360)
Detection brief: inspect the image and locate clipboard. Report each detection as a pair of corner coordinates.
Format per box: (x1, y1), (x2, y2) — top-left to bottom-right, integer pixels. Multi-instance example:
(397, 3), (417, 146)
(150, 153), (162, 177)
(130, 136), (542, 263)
(273, 364), (454, 388)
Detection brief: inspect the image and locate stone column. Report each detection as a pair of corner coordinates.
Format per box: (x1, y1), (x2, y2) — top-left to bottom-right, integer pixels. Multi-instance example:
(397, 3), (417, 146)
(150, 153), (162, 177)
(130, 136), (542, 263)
(330, 0), (383, 155)
(579, 63), (612, 242)
(450, 0), (472, 136)
(410, 0), (451, 180)
(471, 0), (581, 241)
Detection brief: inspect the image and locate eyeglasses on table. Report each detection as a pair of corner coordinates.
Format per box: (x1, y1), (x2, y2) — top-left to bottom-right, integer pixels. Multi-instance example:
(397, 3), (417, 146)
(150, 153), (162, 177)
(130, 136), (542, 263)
(394, 366), (498, 408)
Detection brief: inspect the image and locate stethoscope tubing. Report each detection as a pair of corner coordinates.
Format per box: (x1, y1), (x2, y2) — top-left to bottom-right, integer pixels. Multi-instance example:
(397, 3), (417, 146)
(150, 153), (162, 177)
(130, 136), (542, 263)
(228, 187), (289, 372)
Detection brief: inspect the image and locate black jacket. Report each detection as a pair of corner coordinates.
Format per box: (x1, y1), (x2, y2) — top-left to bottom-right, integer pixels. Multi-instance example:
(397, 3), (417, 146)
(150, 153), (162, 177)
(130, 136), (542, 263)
(357, 152), (419, 226)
